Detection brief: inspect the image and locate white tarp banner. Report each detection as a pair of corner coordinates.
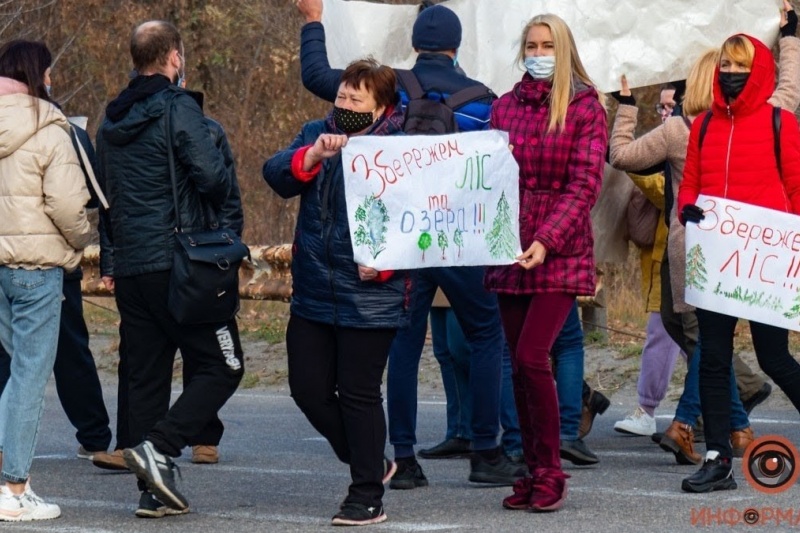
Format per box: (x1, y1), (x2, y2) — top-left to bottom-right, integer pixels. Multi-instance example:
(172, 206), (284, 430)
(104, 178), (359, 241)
(685, 195), (800, 332)
(342, 130), (522, 270)
(321, 0), (782, 94)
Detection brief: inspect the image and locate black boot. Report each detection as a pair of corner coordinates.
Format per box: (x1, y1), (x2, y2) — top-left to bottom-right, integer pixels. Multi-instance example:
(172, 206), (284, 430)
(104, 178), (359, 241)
(681, 452), (737, 493)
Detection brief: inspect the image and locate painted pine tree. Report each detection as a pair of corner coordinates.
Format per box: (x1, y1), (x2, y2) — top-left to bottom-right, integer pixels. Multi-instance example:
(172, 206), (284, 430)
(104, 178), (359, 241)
(485, 191), (516, 260)
(418, 232), (432, 261)
(685, 244), (708, 291)
(437, 230), (448, 259)
(453, 228), (464, 258)
(784, 287), (800, 319)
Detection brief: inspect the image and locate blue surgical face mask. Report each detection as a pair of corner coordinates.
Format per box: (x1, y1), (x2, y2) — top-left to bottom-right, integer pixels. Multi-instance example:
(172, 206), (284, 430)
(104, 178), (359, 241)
(524, 55), (556, 80)
(453, 50), (459, 68)
(45, 84), (52, 96)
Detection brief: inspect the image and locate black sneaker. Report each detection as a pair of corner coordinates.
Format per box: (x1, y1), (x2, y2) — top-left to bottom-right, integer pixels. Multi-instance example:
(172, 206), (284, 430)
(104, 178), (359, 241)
(418, 437), (472, 459)
(681, 452), (737, 493)
(559, 439), (599, 466)
(124, 441), (188, 511)
(469, 450), (527, 485)
(743, 382), (772, 415)
(135, 491), (189, 518)
(331, 503), (387, 526)
(389, 459), (428, 490)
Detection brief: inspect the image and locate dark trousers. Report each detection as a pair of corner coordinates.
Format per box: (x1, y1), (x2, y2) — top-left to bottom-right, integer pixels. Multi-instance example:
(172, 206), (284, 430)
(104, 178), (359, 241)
(389, 266), (504, 456)
(696, 308), (800, 459)
(114, 320), (225, 450)
(115, 271), (243, 457)
(0, 277), (111, 452)
(660, 257), (765, 400)
(286, 315), (396, 508)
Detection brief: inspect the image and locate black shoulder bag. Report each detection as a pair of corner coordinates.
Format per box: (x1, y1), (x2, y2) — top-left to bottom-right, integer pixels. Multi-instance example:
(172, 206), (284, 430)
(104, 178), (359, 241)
(164, 97), (250, 325)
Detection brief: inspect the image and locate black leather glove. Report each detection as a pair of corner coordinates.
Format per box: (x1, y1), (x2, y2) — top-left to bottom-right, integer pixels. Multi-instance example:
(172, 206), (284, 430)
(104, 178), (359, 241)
(610, 91), (636, 106)
(681, 204), (705, 225)
(782, 9), (798, 38)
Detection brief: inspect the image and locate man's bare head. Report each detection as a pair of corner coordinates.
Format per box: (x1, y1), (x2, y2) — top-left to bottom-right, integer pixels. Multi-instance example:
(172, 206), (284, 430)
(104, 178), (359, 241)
(130, 20), (182, 73)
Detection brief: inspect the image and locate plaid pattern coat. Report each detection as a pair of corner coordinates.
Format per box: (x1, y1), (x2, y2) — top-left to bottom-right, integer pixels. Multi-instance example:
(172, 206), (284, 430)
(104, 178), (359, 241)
(485, 75), (607, 296)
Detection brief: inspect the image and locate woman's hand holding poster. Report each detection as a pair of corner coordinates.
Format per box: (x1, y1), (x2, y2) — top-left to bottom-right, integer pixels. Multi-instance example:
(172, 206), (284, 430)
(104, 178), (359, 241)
(342, 130), (521, 270)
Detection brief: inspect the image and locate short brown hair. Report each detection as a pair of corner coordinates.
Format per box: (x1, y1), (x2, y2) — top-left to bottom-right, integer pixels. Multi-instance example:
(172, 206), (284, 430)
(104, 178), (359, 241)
(339, 59), (396, 108)
(130, 21), (182, 71)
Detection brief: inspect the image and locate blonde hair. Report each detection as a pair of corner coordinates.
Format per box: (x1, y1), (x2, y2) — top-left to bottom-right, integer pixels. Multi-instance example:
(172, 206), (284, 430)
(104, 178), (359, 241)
(517, 14), (604, 133)
(720, 35), (755, 70)
(682, 49), (720, 117)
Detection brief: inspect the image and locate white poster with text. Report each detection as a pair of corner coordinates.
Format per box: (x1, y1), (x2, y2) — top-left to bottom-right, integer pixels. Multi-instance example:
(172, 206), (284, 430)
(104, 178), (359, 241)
(685, 194), (800, 332)
(342, 130), (522, 270)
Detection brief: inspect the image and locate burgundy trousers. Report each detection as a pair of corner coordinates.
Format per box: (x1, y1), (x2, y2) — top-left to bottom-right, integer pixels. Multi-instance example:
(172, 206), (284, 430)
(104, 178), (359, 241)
(497, 293), (574, 474)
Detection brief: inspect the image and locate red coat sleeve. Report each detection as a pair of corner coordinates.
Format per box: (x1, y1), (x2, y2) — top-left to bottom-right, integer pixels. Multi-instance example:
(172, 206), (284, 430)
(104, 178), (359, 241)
(291, 145), (322, 182)
(779, 110), (800, 214)
(677, 115), (704, 222)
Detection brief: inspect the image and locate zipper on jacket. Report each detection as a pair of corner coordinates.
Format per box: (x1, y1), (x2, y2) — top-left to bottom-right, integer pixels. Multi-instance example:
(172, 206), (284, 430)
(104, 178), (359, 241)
(723, 106), (734, 199)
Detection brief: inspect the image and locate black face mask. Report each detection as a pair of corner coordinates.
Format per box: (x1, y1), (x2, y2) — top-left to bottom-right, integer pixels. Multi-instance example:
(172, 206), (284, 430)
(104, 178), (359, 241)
(333, 106), (375, 134)
(719, 72), (749, 100)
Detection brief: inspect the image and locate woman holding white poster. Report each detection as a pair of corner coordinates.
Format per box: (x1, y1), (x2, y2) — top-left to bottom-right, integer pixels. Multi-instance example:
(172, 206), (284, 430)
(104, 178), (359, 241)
(263, 59), (408, 526)
(485, 14), (607, 512)
(677, 32), (800, 494)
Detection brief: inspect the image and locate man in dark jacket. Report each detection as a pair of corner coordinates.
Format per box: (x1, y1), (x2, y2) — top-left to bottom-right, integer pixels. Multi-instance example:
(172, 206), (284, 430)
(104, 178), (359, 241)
(296, 0), (525, 487)
(95, 20), (243, 516)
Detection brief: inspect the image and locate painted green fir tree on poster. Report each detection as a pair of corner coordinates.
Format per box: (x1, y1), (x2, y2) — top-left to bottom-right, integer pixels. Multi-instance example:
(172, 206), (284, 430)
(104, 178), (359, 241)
(353, 196), (389, 259)
(485, 191), (516, 260)
(685, 244), (708, 291)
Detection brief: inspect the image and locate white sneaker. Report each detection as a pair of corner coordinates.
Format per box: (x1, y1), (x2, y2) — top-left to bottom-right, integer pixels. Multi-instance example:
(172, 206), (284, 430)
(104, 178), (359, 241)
(0, 483), (61, 521)
(613, 407), (656, 436)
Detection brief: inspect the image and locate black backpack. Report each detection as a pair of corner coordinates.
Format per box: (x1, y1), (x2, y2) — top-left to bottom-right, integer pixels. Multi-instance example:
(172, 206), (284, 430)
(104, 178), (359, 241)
(395, 69), (493, 134)
(697, 106), (782, 176)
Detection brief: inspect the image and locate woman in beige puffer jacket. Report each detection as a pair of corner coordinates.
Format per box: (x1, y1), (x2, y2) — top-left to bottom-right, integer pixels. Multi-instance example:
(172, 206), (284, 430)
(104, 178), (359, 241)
(0, 40), (90, 522)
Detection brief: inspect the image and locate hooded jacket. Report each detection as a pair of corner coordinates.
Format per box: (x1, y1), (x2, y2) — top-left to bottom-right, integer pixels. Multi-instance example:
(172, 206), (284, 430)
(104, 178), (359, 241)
(96, 76), (233, 278)
(0, 77), (91, 271)
(485, 75), (608, 296)
(679, 34), (800, 217)
(263, 105), (410, 329)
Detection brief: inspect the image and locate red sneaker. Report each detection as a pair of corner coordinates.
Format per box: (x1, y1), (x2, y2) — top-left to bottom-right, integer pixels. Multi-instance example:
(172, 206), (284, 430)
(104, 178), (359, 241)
(530, 471), (569, 512)
(502, 477), (533, 510)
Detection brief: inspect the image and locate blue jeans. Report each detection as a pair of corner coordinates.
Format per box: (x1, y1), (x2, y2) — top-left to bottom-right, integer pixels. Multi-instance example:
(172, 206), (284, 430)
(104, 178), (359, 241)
(551, 302), (584, 441)
(431, 308), (522, 456)
(0, 267), (63, 482)
(673, 338), (749, 432)
(0, 278), (112, 452)
(388, 267), (504, 456)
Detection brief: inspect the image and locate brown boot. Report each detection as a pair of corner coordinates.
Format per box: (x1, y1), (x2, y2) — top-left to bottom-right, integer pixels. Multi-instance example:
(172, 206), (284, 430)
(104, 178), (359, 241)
(659, 421), (702, 465)
(731, 427), (755, 458)
(92, 449), (129, 471)
(578, 389), (610, 439)
(192, 445), (219, 464)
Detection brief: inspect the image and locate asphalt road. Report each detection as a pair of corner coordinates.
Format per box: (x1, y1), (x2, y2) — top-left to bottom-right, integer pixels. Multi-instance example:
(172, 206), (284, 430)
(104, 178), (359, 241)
(19, 381), (800, 533)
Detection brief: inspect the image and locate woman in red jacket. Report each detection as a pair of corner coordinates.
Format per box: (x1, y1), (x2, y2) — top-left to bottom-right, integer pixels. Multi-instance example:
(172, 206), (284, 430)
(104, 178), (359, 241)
(486, 13), (607, 512)
(678, 34), (800, 493)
